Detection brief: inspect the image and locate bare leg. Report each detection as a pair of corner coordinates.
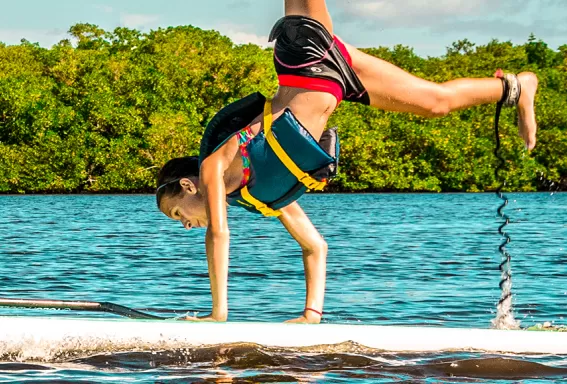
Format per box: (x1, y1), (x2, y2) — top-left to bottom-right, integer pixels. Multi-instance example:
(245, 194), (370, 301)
(346, 43), (539, 150)
(516, 73), (538, 150)
(284, 0), (333, 34)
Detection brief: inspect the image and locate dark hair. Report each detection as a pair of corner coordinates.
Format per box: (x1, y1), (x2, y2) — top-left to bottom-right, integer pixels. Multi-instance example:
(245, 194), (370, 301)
(156, 156), (200, 208)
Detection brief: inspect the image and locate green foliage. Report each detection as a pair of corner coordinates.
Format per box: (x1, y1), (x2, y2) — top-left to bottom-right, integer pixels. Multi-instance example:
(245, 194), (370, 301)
(0, 26), (565, 193)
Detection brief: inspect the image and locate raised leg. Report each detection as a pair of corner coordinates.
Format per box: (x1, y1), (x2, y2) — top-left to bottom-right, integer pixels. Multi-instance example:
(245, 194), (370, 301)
(284, 0), (333, 34)
(346, 43), (538, 150)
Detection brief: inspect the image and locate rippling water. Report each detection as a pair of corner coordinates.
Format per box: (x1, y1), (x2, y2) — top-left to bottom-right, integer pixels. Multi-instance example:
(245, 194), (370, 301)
(1, 193), (566, 382)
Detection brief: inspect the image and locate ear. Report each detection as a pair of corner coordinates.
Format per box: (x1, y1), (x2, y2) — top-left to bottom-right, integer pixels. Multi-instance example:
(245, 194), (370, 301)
(179, 177), (198, 195)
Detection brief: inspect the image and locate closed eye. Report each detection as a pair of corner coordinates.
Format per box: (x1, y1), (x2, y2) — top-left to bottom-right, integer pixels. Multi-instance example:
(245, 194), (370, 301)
(170, 209), (181, 221)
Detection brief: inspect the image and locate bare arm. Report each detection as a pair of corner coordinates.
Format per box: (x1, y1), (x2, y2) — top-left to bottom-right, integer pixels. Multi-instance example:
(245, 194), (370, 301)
(278, 201), (328, 324)
(191, 141), (237, 322)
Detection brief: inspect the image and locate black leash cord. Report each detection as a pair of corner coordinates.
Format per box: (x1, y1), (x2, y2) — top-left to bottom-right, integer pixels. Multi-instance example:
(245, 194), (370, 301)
(493, 102), (512, 306)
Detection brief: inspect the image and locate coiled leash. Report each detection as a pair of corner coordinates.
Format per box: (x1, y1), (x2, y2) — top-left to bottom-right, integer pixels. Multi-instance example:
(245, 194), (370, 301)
(492, 70), (521, 327)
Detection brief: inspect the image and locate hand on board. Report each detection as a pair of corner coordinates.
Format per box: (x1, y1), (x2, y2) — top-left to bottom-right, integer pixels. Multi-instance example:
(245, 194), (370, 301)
(284, 315), (321, 324)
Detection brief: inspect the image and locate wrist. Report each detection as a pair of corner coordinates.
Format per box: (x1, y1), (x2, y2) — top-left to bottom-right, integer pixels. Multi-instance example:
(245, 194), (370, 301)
(304, 307), (323, 323)
(212, 309), (228, 322)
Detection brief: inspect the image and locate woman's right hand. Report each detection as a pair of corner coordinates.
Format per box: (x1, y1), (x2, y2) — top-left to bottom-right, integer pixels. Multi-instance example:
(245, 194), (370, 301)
(284, 314), (321, 324)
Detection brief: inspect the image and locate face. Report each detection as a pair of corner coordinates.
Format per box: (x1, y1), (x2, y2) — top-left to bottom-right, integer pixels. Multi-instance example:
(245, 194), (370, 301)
(159, 178), (208, 230)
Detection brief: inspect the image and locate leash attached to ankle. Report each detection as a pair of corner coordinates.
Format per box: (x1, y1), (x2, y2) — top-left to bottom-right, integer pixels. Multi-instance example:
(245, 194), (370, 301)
(494, 69), (521, 107)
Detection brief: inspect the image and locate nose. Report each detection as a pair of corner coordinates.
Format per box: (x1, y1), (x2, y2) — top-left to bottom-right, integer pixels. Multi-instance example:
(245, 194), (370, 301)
(181, 219), (192, 230)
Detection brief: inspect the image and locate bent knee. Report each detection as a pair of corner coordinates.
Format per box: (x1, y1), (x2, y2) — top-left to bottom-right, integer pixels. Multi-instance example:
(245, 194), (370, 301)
(421, 85), (453, 118)
(427, 103), (451, 118)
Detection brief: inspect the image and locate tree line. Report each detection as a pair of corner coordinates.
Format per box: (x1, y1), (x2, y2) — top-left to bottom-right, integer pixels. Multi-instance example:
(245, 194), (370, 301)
(0, 24), (565, 193)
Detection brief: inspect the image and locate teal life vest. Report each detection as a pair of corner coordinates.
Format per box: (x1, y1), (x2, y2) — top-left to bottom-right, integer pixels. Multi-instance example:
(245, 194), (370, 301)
(199, 92), (339, 217)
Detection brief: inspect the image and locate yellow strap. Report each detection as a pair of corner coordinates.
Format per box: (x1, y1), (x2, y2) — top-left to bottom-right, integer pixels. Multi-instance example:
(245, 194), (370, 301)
(263, 101), (327, 191)
(240, 186), (282, 217)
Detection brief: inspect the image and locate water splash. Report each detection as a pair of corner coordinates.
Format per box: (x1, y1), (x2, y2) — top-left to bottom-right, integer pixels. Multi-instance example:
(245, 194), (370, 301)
(537, 171), (566, 193)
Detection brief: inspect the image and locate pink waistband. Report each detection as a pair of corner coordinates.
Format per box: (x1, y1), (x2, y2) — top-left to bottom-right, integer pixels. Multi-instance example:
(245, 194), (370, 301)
(278, 75), (343, 103)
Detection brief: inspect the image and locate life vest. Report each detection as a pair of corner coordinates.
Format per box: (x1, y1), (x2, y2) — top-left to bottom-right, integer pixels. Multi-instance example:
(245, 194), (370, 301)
(199, 92), (339, 217)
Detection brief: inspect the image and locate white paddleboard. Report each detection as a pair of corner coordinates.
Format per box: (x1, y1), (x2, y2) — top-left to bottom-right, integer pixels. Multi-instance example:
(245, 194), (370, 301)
(1, 315), (566, 359)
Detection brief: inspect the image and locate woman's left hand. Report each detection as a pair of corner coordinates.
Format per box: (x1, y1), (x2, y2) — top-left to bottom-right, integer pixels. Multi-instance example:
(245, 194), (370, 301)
(284, 315), (321, 324)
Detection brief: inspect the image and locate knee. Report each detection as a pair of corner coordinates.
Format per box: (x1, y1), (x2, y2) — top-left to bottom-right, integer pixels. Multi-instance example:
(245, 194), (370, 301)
(318, 239), (328, 254)
(423, 85), (453, 118)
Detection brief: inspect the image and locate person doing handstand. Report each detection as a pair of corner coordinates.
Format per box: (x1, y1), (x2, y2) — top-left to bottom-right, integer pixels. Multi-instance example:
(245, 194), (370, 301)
(156, 0), (538, 323)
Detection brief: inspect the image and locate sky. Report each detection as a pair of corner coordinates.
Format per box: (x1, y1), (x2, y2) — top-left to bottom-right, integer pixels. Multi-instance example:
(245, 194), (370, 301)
(0, 0), (565, 57)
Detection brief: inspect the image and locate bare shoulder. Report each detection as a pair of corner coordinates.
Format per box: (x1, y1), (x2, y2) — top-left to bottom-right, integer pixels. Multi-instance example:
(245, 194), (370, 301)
(201, 135), (240, 180)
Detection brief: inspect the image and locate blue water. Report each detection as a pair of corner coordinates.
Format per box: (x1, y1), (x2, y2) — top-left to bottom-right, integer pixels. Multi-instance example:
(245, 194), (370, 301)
(1, 193), (566, 382)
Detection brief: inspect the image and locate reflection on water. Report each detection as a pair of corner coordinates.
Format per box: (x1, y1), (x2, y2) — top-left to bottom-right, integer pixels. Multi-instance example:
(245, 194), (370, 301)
(2, 344), (567, 382)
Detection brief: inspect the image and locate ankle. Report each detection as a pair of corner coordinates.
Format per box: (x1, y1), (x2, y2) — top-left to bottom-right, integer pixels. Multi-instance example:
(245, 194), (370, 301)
(494, 70), (521, 107)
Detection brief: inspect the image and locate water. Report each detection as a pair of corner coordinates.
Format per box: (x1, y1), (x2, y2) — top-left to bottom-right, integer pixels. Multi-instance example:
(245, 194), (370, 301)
(1, 193), (566, 383)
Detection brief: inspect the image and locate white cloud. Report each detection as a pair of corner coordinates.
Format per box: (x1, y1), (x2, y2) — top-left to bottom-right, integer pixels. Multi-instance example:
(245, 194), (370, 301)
(120, 14), (160, 29)
(332, 0), (567, 45)
(335, 0), (494, 25)
(216, 24), (270, 47)
(226, 30), (269, 46)
(0, 28), (69, 47)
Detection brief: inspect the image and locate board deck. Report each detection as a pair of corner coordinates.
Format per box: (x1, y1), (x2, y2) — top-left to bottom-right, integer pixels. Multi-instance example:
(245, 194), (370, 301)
(2, 316), (567, 355)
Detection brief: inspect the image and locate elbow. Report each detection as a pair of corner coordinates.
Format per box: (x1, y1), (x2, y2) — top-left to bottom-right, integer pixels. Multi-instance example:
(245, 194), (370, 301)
(303, 237), (328, 255)
(207, 227), (230, 241)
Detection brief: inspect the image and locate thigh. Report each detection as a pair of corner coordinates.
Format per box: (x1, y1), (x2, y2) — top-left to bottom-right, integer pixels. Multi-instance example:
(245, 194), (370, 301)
(345, 42), (445, 114)
(285, 0), (333, 34)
